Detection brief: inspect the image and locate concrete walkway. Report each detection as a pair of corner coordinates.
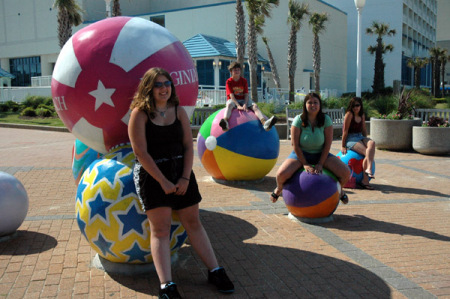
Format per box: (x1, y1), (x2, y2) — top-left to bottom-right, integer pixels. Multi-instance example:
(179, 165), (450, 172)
(0, 127), (449, 298)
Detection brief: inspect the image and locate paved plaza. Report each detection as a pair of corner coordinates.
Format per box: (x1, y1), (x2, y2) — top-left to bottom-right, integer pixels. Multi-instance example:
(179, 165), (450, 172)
(0, 126), (449, 298)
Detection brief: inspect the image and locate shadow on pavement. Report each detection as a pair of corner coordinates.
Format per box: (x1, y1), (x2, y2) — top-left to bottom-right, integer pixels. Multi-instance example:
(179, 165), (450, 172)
(322, 214), (450, 242)
(109, 211), (392, 298)
(0, 231), (57, 255)
(372, 183), (449, 198)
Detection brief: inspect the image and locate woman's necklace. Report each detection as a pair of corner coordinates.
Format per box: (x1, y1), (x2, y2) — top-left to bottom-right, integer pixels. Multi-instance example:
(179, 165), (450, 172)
(156, 106), (168, 118)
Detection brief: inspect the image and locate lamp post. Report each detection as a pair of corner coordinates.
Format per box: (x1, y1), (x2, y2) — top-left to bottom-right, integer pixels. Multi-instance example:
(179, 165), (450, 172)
(354, 0), (366, 97)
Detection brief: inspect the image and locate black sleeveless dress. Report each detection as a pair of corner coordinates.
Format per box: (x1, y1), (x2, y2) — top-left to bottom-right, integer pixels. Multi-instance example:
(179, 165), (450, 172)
(133, 106), (201, 211)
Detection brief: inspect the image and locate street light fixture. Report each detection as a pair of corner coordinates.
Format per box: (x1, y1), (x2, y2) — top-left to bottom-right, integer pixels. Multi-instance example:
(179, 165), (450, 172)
(355, 0), (366, 97)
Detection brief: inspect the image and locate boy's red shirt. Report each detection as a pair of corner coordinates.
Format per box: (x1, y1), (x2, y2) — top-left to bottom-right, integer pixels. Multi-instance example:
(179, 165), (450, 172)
(226, 77), (248, 100)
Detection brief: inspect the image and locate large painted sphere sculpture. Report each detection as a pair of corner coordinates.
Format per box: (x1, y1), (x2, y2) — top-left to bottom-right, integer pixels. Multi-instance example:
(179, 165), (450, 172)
(72, 139), (102, 185)
(76, 144), (187, 263)
(52, 16), (198, 154)
(282, 168), (340, 218)
(0, 172), (29, 237)
(337, 150), (375, 184)
(197, 109), (279, 181)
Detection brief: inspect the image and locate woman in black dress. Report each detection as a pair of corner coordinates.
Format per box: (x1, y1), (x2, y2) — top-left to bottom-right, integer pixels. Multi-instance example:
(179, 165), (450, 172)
(128, 68), (233, 299)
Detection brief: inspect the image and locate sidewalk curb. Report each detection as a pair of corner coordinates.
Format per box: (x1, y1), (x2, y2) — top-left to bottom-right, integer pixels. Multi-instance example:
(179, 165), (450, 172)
(0, 122), (69, 133)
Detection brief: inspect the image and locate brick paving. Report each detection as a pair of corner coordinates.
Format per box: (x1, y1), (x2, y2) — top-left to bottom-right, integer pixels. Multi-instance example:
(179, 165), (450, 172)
(0, 126), (449, 298)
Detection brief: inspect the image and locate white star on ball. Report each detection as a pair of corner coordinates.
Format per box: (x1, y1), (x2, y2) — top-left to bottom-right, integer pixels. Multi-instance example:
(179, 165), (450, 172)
(89, 80), (116, 111)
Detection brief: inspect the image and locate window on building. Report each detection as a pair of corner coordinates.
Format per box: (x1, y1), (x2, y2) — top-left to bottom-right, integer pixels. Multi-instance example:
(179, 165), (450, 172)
(219, 61), (230, 86)
(401, 54), (412, 86)
(150, 15), (165, 27)
(9, 56), (41, 86)
(196, 60), (214, 86)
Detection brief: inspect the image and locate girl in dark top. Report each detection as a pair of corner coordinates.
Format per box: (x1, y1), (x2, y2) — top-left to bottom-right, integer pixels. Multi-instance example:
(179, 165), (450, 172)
(128, 68), (233, 299)
(341, 97), (376, 190)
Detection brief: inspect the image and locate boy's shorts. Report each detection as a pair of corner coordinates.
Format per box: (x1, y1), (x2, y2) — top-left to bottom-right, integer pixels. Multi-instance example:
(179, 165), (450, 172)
(228, 99), (254, 108)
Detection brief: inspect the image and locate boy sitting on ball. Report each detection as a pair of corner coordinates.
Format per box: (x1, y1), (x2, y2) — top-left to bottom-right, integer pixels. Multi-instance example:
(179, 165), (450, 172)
(219, 62), (277, 131)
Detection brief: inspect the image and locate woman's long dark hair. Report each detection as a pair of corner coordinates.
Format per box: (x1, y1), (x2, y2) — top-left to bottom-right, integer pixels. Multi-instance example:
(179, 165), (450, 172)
(300, 92), (325, 127)
(346, 97), (364, 117)
(130, 67), (179, 119)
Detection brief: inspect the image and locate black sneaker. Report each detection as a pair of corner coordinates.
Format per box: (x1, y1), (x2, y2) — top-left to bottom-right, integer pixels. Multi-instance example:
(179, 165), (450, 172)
(159, 282), (182, 299)
(340, 193), (349, 204)
(263, 116), (278, 131)
(208, 267), (234, 293)
(219, 118), (229, 131)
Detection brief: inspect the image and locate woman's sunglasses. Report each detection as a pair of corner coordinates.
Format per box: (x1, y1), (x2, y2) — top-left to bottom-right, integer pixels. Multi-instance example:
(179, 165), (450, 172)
(154, 81), (172, 88)
(353, 104), (361, 107)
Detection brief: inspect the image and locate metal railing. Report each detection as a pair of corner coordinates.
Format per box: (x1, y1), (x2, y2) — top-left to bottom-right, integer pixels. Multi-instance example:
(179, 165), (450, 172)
(0, 87), (52, 103)
(1, 80), (341, 104)
(31, 76), (52, 87)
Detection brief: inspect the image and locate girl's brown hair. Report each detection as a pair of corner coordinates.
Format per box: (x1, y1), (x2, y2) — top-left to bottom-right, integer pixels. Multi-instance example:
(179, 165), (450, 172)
(346, 97), (364, 117)
(130, 67), (179, 119)
(300, 92), (325, 127)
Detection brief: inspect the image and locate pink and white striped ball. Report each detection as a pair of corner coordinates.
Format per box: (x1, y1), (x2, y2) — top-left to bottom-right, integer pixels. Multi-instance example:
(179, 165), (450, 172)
(51, 17), (198, 154)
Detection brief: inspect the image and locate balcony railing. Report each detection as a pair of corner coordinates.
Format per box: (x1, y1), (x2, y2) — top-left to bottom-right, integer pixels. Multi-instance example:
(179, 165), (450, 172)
(31, 76), (52, 87)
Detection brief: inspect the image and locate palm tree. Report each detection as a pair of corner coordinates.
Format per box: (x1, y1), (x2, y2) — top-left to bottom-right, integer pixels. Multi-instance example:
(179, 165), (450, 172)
(407, 57), (429, 89)
(309, 12), (329, 93)
(53, 0), (83, 48)
(366, 21), (396, 94)
(245, 0), (279, 102)
(112, 0), (121, 16)
(287, 0), (309, 102)
(439, 50), (449, 96)
(429, 47), (444, 97)
(235, 0), (246, 65)
(262, 37), (281, 89)
(429, 47), (438, 96)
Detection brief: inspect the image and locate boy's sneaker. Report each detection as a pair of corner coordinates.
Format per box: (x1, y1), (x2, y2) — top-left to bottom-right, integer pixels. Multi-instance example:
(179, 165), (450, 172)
(159, 282), (182, 299)
(219, 118), (229, 131)
(263, 116), (278, 131)
(208, 267), (235, 293)
(340, 193), (349, 204)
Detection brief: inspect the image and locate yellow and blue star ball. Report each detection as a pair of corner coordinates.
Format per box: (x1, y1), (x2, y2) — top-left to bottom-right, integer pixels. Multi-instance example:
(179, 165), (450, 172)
(76, 144), (187, 263)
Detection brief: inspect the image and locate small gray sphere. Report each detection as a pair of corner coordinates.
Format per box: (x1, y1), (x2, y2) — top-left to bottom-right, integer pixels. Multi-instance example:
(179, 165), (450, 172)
(0, 172), (29, 237)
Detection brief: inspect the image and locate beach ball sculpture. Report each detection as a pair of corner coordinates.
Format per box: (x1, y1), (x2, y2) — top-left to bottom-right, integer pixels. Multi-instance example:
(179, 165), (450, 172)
(76, 144), (187, 263)
(282, 168), (340, 219)
(337, 150), (375, 184)
(50, 17), (196, 264)
(72, 139), (102, 185)
(197, 109), (279, 181)
(0, 172), (29, 237)
(51, 16), (198, 154)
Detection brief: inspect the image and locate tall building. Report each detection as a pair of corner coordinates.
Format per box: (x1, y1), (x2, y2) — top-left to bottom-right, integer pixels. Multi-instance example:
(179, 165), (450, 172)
(436, 0), (450, 88)
(0, 0), (348, 96)
(324, 0), (437, 92)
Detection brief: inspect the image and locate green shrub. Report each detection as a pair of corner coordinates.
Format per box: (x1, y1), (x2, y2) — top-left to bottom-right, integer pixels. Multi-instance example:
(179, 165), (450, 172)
(323, 97), (348, 109)
(43, 97), (54, 106)
(21, 95), (52, 109)
(4, 100), (20, 112)
(37, 104), (56, 113)
(212, 104), (225, 110)
(36, 108), (53, 117)
(367, 95), (397, 115)
(409, 89), (434, 109)
(287, 102), (303, 110)
(0, 103), (9, 112)
(257, 102), (277, 116)
(21, 107), (37, 117)
(434, 98), (446, 104)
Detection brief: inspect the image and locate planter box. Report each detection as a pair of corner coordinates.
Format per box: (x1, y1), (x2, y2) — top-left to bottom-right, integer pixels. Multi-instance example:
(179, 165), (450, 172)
(370, 118), (422, 151)
(413, 127), (450, 155)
